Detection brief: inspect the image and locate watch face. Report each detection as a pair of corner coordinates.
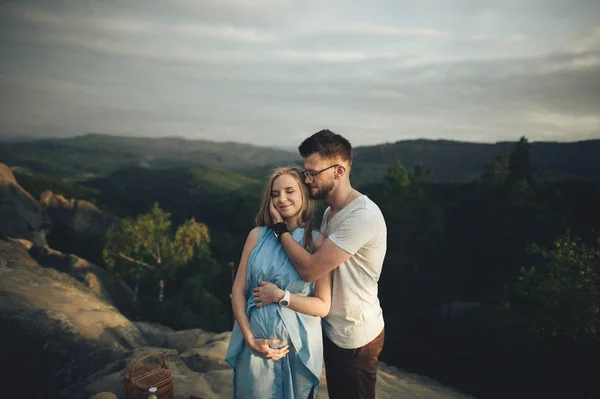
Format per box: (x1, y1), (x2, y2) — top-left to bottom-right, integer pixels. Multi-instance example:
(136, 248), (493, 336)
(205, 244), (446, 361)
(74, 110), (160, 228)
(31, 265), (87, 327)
(279, 300), (289, 307)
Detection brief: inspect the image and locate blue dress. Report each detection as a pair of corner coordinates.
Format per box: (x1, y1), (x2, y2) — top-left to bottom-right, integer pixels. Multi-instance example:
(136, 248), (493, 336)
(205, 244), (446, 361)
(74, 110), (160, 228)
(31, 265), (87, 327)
(225, 226), (323, 399)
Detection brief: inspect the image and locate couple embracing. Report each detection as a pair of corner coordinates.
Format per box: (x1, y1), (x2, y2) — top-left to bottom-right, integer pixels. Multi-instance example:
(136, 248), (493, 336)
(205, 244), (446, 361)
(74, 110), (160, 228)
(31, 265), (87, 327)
(225, 130), (387, 399)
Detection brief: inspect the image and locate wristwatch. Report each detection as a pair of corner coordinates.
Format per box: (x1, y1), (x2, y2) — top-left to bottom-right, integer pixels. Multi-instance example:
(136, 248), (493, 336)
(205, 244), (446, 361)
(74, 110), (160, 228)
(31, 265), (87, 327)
(279, 290), (291, 307)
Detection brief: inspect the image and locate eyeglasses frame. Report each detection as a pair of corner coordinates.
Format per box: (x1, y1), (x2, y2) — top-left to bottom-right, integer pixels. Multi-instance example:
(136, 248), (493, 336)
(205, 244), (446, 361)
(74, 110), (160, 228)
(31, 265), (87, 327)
(302, 164), (340, 182)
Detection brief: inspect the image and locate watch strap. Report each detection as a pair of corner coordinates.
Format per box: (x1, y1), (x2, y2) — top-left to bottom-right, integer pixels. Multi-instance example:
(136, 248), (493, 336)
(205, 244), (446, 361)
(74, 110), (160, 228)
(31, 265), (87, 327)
(279, 289), (291, 307)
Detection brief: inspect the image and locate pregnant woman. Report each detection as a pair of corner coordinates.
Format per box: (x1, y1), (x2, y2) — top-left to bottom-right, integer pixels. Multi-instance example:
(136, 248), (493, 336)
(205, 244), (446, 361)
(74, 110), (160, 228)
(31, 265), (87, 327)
(225, 166), (331, 399)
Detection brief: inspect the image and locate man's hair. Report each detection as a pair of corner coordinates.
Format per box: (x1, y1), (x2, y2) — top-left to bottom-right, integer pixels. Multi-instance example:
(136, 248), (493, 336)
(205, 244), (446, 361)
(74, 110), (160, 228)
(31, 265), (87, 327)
(298, 129), (353, 164)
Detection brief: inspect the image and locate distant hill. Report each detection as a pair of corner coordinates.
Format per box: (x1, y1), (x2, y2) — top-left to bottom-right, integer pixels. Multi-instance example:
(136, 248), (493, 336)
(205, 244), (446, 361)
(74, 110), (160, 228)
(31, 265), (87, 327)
(84, 164), (262, 218)
(0, 134), (299, 179)
(0, 134), (598, 184)
(0, 135), (47, 142)
(351, 139), (600, 185)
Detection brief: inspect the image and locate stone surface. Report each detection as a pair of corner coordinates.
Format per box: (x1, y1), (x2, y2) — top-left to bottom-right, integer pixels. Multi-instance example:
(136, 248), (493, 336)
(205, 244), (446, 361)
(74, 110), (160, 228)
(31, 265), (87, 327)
(39, 190), (117, 264)
(0, 239), (146, 398)
(0, 162), (51, 245)
(28, 242), (135, 316)
(40, 191), (114, 239)
(91, 393), (117, 399)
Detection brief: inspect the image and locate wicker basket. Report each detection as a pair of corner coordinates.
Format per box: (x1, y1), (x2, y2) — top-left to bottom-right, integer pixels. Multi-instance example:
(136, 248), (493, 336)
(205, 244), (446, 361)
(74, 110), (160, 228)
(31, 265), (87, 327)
(124, 352), (174, 399)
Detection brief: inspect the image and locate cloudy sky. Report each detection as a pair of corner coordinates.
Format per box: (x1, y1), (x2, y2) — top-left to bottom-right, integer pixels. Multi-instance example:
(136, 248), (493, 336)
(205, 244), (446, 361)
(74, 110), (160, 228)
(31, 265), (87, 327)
(1, 0), (599, 147)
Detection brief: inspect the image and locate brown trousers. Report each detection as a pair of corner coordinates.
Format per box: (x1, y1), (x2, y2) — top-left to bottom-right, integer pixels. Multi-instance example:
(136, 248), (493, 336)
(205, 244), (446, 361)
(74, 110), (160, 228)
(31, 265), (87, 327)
(323, 328), (385, 399)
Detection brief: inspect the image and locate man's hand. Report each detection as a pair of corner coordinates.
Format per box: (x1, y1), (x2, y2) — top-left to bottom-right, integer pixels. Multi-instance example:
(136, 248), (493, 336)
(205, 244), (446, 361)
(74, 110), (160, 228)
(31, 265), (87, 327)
(269, 198), (284, 224)
(253, 281), (284, 307)
(247, 337), (289, 360)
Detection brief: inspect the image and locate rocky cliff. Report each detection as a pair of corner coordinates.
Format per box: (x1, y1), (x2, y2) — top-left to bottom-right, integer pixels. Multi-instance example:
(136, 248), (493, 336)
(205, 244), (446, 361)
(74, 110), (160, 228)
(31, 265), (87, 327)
(40, 190), (116, 260)
(0, 163), (51, 245)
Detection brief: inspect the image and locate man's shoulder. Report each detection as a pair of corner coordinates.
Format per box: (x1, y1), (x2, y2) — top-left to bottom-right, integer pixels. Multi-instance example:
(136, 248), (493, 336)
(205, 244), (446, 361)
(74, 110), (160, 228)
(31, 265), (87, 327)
(353, 197), (386, 236)
(353, 196), (384, 218)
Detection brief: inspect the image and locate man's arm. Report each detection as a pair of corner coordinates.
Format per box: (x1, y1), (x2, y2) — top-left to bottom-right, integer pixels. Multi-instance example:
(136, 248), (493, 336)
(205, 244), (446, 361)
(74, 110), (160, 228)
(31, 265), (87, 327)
(279, 234), (351, 282)
(269, 197), (376, 282)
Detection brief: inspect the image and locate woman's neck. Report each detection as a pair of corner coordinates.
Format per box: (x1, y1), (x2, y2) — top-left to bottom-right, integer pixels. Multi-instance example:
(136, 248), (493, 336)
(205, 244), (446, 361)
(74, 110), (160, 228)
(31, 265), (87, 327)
(284, 218), (299, 231)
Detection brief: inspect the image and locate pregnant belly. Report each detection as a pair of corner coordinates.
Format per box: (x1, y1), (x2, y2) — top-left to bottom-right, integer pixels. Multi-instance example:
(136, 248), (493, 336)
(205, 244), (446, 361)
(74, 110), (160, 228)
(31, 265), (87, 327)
(249, 305), (289, 349)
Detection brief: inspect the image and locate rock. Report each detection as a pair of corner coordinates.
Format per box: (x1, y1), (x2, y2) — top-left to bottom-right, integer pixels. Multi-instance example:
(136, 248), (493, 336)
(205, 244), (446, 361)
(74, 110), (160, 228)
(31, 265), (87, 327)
(40, 191), (113, 238)
(91, 393), (117, 399)
(375, 362), (475, 399)
(28, 243), (135, 316)
(0, 237), (38, 267)
(61, 347), (221, 399)
(0, 162), (51, 245)
(181, 334), (232, 373)
(0, 239), (146, 398)
(40, 190), (116, 260)
(165, 328), (217, 354)
(134, 321), (175, 347)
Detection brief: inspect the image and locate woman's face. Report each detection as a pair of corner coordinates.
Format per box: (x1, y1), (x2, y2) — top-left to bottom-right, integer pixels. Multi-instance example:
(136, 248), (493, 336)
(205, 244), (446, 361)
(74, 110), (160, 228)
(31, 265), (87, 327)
(271, 173), (304, 221)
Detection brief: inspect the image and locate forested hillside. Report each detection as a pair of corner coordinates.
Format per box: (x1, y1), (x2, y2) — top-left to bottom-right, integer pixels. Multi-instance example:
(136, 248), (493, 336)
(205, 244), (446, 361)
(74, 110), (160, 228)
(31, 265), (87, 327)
(2, 134), (598, 184)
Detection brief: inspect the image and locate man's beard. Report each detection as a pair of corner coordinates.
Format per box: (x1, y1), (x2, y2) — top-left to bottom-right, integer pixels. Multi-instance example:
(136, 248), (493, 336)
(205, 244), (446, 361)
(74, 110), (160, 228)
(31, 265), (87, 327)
(309, 181), (334, 199)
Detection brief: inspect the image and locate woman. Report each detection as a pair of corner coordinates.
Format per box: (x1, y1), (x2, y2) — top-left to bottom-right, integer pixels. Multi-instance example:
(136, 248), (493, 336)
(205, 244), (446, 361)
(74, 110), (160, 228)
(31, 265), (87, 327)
(225, 166), (331, 399)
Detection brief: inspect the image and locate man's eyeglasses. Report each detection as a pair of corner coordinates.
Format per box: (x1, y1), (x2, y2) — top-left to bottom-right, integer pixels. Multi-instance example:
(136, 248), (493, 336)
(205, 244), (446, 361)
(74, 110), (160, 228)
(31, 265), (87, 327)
(302, 164), (339, 182)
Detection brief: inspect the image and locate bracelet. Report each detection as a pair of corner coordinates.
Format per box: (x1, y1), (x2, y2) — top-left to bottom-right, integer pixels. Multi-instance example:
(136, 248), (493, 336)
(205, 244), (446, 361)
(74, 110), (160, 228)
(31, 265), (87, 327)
(270, 222), (290, 240)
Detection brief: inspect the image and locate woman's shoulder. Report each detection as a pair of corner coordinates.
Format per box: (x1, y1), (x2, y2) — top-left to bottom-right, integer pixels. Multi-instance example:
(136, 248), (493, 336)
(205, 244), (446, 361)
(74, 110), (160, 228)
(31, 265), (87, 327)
(246, 226), (267, 242)
(249, 225), (275, 242)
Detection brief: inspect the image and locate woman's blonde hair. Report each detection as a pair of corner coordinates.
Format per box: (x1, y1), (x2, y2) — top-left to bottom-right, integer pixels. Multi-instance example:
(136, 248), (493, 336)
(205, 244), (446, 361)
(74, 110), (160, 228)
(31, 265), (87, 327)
(255, 166), (315, 251)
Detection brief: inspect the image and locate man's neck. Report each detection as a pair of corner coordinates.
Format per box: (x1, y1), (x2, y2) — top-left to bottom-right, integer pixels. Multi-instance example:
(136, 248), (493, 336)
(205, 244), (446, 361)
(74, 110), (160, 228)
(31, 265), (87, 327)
(327, 183), (355, 214)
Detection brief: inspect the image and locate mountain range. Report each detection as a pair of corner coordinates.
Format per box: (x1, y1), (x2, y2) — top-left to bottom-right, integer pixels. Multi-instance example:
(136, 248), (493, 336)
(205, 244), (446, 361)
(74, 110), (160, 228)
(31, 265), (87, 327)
(1, 133), (598, 185)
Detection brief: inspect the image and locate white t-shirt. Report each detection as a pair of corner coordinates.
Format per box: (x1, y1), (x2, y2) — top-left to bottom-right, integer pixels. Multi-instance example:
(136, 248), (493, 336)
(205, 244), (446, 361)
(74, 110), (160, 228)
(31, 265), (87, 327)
(320, 195), (387, 349)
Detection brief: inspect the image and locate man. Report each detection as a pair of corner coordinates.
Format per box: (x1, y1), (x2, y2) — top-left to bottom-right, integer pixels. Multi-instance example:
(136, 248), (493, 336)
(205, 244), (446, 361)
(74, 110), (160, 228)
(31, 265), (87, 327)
(268, 129), (387, 399)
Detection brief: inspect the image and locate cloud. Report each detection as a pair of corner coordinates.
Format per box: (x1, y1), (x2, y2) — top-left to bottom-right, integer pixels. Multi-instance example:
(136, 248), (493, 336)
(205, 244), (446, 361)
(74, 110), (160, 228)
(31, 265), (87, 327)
(1, 3), (154, 34)
(570, 25), (600, 53)
(173, 24), (278, 43)
(467, 33), (526, 45)
(1, 0), (599, 146)
(540, 53), (600, 73)
(329, 24), (447, 39)
(529, 111), (600, 134)
(170, 0), (331, 28)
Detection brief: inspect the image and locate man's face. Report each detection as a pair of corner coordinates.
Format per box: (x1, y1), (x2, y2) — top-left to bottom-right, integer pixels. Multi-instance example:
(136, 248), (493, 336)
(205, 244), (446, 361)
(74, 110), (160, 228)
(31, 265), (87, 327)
(303, 153), (336, 199)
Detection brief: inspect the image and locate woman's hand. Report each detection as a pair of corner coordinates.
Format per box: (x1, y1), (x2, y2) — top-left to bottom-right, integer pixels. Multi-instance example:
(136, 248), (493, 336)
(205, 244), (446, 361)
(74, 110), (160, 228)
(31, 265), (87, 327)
(253, 281), (284, 307)
(269, 197), (284, 224)
(247, 337), (289, 361)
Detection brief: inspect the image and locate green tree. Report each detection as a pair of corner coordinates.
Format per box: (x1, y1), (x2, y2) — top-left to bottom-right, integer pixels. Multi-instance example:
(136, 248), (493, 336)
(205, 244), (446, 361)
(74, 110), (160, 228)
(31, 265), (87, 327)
(508, 136), (534, 185)
(103, 202), (211, 303)
(383, 161), (411, 192)
(380, 161), (445, 312)
(503, 233), (600, 343)
(482, 153), (510, 186)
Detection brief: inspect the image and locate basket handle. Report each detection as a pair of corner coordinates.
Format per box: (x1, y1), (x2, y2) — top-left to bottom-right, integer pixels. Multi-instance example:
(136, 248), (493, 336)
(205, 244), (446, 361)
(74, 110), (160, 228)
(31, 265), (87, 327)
(130, 351), (167, 380)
